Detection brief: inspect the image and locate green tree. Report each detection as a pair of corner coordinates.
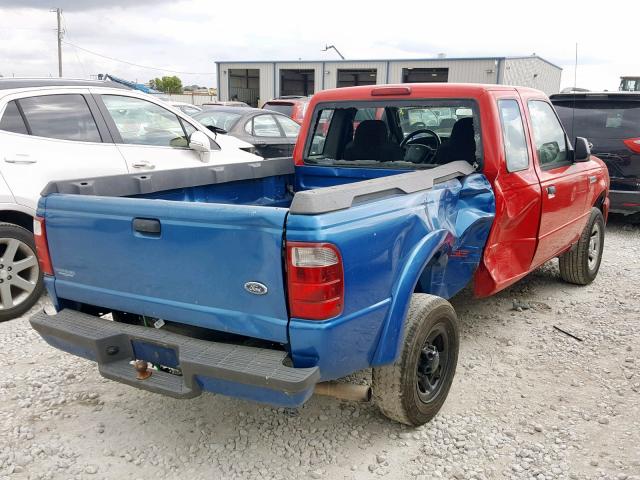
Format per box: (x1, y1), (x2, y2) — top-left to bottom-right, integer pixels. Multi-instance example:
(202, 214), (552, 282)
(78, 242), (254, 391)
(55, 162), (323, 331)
(150, 76), (183, 94)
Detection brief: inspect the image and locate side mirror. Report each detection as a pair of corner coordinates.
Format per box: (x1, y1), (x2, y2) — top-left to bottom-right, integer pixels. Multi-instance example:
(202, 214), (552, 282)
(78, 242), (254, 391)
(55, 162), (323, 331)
(573, 136), (591, 162)
(206, 125), (227, 135)
(189, 131), (211, 163)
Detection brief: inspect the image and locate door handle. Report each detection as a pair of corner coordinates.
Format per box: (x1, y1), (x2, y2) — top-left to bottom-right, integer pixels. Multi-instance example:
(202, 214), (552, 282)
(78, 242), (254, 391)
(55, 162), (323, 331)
(131, 160), (156, 169)
(4, 155), (36, 164)
(546, 185), (556, 198)
(133, 218), (161, 236)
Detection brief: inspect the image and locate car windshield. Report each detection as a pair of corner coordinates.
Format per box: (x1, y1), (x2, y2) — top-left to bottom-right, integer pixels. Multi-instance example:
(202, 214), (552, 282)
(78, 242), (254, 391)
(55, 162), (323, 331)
(305, 100), (482, 169)
(264, 103), (293, 117)
(554, 100), (640, 140)
(195, 111), (242, 130)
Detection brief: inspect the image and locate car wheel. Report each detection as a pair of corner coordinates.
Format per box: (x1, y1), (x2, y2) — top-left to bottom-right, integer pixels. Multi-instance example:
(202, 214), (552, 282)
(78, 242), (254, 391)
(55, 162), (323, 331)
(372, 294), (459, 426)
(0, 223), (44, 322)
(559, 208), (605, 285)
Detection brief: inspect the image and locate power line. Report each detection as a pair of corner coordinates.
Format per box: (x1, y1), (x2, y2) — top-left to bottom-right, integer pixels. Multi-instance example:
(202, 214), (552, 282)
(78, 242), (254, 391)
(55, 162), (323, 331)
(61, 40), (215, 76)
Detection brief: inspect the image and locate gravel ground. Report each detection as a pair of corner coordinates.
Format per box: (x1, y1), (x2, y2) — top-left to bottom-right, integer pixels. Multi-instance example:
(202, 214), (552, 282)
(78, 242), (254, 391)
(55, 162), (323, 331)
(1, 217), (638, 480)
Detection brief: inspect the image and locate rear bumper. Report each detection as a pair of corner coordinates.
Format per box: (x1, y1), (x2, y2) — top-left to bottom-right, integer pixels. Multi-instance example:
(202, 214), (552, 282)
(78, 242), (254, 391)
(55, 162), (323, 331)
(610, 190), (640, 215)
(30, 309), (320, 407)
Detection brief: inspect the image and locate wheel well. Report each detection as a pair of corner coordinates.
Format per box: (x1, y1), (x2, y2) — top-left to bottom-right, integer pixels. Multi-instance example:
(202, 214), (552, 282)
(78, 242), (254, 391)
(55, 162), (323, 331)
(0, 210), (34, 232)
(413, 251), (448, 295)
(594, 192), (606, 213)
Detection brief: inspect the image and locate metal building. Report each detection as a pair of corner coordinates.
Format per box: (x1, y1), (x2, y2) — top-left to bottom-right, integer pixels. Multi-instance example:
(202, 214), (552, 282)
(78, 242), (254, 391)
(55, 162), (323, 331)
(216, 56), (561, 107)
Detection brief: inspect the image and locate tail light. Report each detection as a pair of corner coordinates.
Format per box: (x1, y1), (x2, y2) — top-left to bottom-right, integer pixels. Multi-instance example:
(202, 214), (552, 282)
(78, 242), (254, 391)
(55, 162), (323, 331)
(293, 103), (307, 125)
(371, 86), (411, 96)
(33, 217), (53, 276)
(623, 138), (640, 154)
(286, 242), (344, 320)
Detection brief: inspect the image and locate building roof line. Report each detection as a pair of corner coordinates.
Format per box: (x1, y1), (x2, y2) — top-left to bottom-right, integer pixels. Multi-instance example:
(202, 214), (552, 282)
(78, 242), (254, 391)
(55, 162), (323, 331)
(504, 56), (562, 70)
(215, 55), (561, 70)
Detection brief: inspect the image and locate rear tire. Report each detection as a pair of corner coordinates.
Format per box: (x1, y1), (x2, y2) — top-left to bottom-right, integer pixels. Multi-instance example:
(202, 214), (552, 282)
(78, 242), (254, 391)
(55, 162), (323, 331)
(0, 223), (44, 322)
(559, 208), (605, 285)
(372, 294), (459, 426)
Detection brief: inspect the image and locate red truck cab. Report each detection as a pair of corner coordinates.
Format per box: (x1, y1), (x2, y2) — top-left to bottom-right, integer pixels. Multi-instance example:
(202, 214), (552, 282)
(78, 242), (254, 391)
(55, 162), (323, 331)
(294, 84), (610, 299)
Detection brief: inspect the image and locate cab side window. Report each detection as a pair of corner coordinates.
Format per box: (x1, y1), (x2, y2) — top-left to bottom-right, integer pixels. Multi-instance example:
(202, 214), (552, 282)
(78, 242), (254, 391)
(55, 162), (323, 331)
(0, 101), (28, 135)
(528, 100), (568, 168)
(498, 99), (529, 172)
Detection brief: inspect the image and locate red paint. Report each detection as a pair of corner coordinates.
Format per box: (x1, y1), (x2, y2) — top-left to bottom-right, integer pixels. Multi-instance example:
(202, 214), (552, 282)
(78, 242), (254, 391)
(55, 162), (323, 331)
(264, 98), (310, 125)
(623, 138), (640, 154)
(293, 83), (610, 298)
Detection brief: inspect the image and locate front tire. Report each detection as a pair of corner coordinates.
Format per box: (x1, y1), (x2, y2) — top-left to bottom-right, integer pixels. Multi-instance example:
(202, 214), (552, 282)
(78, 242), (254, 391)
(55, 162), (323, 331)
(372, 294), (459, 426)
(559, 208), (605, 285)
(0, 223), (44, 322)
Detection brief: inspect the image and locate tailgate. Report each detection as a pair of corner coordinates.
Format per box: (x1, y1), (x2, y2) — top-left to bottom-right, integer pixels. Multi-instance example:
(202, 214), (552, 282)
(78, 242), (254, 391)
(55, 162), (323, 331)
(42, 194), (290, 343)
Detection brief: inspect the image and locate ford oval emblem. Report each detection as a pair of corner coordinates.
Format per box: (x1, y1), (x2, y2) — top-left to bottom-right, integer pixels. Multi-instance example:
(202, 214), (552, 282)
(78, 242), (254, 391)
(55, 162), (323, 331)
(244, 281), (268, 295)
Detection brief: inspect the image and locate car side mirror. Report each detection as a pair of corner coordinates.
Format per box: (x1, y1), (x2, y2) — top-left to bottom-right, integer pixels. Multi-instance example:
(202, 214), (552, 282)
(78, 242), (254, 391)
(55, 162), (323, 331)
(205, 125), (227, 135)
(573, 136), (591, 162)
(189, 131), (211, 162)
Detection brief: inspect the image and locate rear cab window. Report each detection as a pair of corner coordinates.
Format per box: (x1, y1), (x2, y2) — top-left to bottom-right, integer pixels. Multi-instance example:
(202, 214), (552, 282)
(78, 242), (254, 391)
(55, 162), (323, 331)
(305, 99), (482, 169)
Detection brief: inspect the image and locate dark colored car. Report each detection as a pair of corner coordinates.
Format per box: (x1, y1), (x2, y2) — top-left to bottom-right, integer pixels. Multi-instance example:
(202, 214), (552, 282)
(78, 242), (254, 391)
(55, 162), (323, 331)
(193, 107), (300, 158)
(551, 92), (640, 219)
(262, 96), (310, 124)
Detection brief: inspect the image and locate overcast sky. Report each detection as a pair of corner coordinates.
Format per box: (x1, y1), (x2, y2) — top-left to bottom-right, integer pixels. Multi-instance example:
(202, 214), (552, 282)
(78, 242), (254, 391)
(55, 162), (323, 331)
(0, 0), (638, 92)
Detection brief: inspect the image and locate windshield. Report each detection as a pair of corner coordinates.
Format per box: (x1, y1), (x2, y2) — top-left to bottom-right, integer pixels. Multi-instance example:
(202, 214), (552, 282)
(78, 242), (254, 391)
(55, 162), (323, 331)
(194, 111), (242, 131)
(263, 103), (293, 117)
(305, 100), (482, 169)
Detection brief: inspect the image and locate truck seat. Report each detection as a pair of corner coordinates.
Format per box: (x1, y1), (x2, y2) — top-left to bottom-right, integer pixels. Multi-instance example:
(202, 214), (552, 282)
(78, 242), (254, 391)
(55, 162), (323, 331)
(433, 117), (476, 164)
(343, 120), (404, 161)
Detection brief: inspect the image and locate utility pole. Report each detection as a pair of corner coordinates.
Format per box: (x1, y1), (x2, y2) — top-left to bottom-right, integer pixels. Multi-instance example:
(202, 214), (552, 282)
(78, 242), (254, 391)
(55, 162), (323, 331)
(51, 8), (63, 77)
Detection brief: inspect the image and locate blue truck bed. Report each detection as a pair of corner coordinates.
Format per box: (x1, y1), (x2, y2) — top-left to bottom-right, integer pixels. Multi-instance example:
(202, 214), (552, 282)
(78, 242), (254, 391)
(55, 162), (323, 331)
(32, 158), (495, 408)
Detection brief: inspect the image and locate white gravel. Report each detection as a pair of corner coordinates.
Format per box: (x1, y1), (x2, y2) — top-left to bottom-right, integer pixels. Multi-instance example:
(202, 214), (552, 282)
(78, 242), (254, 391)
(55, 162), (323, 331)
(1, 217), (638, 480)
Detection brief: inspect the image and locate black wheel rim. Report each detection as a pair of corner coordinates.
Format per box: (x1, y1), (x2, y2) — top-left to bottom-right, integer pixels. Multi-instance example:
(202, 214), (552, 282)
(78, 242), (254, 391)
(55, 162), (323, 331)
(416, 323), (449, 404)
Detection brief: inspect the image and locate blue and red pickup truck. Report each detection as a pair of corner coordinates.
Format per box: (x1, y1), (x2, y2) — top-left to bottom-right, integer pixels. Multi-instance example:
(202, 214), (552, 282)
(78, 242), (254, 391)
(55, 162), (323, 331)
(30, 84), (609, 426)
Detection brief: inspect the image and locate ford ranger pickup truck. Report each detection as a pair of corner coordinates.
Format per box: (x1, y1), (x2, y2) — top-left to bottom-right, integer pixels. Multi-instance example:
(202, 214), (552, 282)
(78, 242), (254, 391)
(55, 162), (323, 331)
(30, 84), (609, 426)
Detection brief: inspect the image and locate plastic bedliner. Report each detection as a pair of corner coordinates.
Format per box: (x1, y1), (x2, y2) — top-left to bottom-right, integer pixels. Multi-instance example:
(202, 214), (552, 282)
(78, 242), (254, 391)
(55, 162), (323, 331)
(40, 157), (295, 197)
(40, 157), (476, 215)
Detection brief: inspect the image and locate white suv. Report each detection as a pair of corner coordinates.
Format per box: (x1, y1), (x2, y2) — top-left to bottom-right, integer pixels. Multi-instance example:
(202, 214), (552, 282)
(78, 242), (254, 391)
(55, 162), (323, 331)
(0, 78), (262, 321)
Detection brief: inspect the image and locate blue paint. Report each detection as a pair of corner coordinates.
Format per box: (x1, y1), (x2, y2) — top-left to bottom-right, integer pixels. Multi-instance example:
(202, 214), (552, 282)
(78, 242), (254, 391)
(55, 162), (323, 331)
(38, 163), (495, 408)
(42, 190), (292, 343)
(286, 172), (495, 372)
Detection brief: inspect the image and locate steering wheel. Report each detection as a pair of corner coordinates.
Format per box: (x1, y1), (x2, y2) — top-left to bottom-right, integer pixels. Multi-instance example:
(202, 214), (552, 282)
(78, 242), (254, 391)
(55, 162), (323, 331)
(401, 128), (441, 149)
